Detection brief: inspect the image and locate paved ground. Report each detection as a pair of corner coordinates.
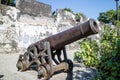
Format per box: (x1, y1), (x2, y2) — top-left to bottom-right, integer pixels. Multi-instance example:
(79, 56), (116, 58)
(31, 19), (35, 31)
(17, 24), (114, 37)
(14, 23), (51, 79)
(0, 50), (97, 80)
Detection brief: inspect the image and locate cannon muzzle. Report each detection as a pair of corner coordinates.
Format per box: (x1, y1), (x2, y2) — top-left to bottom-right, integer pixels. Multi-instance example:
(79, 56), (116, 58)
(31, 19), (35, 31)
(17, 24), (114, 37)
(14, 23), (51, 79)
(48, 19), (99, 50)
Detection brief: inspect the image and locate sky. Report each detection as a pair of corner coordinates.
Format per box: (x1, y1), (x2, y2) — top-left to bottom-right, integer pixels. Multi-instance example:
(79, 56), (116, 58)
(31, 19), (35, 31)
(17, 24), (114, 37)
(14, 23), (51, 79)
(37, 0), (120, 20)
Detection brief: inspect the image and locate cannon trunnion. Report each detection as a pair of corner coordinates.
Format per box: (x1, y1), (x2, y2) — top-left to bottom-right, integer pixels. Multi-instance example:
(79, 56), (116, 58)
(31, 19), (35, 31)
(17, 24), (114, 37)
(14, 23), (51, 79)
(16, 19), (99, 79)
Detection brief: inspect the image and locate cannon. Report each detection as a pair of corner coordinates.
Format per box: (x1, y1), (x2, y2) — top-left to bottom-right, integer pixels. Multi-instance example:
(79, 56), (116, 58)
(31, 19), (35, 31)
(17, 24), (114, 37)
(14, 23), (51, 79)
(16, 19), (99, 80)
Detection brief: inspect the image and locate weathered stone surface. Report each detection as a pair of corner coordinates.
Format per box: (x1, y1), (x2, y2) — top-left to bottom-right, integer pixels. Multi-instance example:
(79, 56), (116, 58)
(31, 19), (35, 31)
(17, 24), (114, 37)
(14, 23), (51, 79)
(0, 4), (8, 15)
(0, 25), (17, 53)
(18, 14), (55, 26)
(56, 9), (76, 26)
(16, 0), (52, 16)
(0, 6), (101, 53)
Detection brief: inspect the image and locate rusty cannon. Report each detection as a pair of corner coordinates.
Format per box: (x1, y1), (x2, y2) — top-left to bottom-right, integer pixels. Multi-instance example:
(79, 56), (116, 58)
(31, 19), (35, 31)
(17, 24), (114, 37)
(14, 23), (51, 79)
(16, 19), (99, 80)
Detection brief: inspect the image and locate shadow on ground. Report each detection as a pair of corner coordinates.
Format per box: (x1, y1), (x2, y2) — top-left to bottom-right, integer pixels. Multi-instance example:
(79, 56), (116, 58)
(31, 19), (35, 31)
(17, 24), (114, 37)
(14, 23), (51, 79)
(66, 63), (97, 80)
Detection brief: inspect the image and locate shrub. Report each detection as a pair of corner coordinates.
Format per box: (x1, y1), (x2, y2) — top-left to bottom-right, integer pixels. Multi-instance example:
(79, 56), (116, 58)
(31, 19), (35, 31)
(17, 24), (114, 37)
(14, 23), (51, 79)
(63, 8), (73, 13)
(97, 26), (120, 80)
(75, 13), (85, 22)
(74, 25), (120, 79)
(74, 38), (99, 67)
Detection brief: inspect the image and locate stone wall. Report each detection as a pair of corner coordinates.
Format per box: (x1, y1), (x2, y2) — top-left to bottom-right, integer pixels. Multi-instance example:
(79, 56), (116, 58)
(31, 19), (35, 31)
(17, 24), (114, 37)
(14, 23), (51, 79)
(0, 6), (94, 53)
(16, 25), (56, 47)
(0, 24), (17, 53)
(0, 4), (8, 15)
(16, 0), (52, 16)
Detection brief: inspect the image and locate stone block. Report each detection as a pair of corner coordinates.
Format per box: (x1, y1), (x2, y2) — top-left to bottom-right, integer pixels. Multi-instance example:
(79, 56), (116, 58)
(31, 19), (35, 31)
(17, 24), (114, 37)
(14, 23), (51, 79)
(16, 0), (51, 16)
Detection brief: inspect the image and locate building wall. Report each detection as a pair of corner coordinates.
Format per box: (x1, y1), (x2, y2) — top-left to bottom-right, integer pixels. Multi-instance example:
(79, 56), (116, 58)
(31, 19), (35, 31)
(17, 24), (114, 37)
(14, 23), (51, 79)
(16, 0), (52, 16)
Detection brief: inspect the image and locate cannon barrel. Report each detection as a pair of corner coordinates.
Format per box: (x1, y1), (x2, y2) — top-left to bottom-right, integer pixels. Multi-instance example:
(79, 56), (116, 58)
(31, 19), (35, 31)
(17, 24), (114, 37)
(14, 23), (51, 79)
(28, 19), (99, 51)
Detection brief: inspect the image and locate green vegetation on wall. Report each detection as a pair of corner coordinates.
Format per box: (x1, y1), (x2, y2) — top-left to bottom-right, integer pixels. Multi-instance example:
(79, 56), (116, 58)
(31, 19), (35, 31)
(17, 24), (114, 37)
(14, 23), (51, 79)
(63, 8), (73, 13)
(63, 8), (87, 22)
(1, 0), (15, 6)
(75, 13), (86, 22)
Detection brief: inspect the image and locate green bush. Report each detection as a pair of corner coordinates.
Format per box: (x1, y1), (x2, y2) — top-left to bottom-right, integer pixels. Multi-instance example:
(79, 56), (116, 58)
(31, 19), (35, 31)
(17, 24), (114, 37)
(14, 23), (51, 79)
(97, 26), (120, 80)
(74, 51), (82, 62)
(74, 39), (99, 67)
(74, 25), (120, 79)
(63, 8), (73, 13)
(1, 0), (15, 6)
(75, 13), (86, 22)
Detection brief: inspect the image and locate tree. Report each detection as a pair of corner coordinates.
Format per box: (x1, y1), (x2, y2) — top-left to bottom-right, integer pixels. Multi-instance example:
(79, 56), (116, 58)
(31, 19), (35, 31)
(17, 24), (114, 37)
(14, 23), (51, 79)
(97, 7), (120, 25)
(98, 9), (116, 24)
(98, 12), (110, 23)
(1, 0), (15, 6)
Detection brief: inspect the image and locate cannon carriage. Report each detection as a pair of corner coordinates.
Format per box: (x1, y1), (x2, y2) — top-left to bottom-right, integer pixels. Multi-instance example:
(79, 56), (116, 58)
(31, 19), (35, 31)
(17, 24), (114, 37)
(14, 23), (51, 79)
(16, 19), (99, 80)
